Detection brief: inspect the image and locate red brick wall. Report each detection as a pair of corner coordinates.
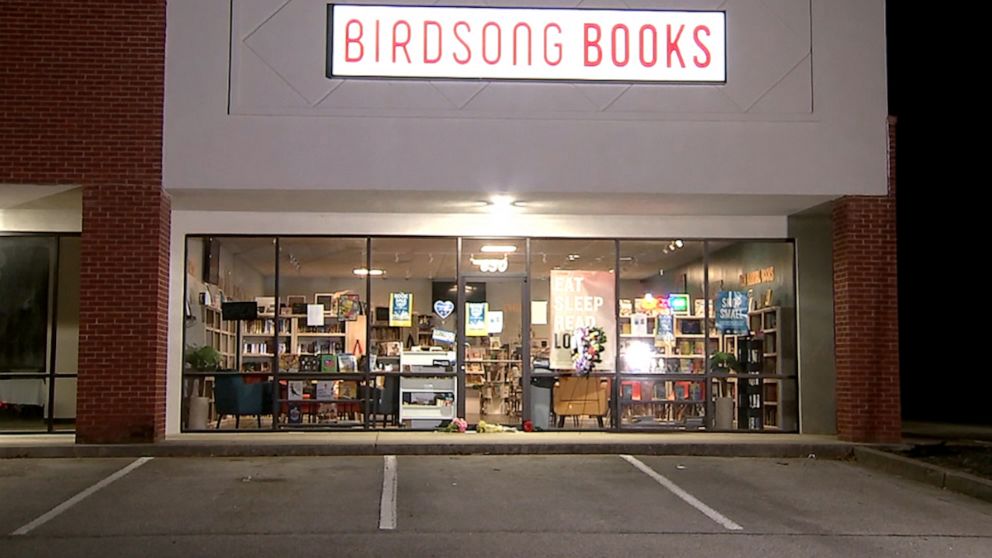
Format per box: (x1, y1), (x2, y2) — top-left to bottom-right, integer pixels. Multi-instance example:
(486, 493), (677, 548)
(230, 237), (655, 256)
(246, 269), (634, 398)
(0, 2), (169, 443)
(832, 117), (900, 443)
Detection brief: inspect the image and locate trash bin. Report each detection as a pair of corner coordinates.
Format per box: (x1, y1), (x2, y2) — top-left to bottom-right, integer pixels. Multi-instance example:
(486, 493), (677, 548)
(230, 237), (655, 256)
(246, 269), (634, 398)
(529, 375), (555, 430)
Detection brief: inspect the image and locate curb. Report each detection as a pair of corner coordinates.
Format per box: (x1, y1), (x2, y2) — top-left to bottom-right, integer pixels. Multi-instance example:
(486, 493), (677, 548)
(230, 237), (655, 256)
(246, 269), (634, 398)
(0, 442), (854, 460)
(853, 446), (992, 503)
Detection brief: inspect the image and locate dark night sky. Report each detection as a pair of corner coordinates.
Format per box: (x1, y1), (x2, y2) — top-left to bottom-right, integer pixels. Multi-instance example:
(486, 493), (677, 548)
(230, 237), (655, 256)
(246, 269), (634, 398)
(887, 5), (985, 423)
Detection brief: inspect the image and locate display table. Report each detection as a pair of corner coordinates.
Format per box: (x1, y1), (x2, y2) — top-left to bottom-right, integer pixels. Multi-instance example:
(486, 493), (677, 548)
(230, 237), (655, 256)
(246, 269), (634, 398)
(0, 378), (47, 407)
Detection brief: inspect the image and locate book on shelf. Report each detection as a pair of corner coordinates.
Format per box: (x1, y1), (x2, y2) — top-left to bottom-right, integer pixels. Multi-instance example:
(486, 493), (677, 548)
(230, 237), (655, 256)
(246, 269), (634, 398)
(337, 381), (358, 399)
(287, 381), (305, 401)
(320, 354), (338, 373)
(298, 355), (321, 372)
(315, 381), (334, 401)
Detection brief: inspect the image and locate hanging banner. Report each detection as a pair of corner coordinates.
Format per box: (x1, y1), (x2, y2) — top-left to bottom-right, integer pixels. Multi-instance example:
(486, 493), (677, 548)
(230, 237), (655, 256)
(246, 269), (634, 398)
(466, 302), (489, 337)
(389, 292), (413, 327)
(715, 290), (749, 334)
(549, 270), (616, 370)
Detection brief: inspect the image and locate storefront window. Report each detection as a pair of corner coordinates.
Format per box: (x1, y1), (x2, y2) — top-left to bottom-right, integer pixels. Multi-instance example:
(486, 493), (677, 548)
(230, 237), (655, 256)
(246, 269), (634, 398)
(182, 236), (277, 430)
(618, 240), (706, 429)
(0, 235), (79, 433)
(178, 235), (799, 433)
(370, 237), (457, 429)
(707, 240), (796, 431)
(531, 239), (616, 430)
(274, 237), (368, 428)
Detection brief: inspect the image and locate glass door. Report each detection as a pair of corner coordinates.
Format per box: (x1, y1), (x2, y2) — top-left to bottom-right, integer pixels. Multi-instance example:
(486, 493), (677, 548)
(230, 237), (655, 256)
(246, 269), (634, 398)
(456, 271), (530, 428)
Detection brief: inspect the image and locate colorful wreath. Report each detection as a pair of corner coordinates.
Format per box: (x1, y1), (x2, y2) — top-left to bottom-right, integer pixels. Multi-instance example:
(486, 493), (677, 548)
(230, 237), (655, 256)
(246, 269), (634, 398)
(572, 326), (607, 375)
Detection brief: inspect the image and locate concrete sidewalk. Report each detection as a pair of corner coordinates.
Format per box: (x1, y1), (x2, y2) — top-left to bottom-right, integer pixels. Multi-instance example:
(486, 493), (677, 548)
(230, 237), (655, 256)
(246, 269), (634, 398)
(0, 431), (856, 459)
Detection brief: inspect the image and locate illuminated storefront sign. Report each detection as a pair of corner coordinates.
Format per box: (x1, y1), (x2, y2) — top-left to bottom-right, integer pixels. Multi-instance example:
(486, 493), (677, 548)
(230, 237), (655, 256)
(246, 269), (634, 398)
(328, 5), (725, 82)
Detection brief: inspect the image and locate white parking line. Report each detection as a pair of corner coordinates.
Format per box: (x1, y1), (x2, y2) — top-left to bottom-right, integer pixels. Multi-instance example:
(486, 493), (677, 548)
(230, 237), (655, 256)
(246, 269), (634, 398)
(379, 455), (397, 530)
(620, 454), (743, 531)
(11, 457), (154, 536)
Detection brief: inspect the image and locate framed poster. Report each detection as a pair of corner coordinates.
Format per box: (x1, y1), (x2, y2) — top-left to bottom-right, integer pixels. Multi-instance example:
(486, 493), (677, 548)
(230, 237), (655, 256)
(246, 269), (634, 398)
(338, 293), (361, 321)
(315, 293), (337, 314)
(549, 270), (616, 370)
(389, 292), (413, 327)
(487, 311), (504, 334)
(466, 302), (488, 337)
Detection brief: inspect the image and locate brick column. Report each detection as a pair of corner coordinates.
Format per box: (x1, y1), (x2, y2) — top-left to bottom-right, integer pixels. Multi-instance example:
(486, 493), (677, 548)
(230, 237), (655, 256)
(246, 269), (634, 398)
(832, 117), (899, 443)
(0, 2), (169, 443)
(76, 186), (171, 443)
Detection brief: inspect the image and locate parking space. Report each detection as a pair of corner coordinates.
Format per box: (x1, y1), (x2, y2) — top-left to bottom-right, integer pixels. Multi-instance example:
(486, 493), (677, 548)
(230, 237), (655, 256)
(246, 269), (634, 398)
(0, 458), (131, 535)
(2, 455), (991, 557)
(397, 455), (723, 534)
(633, 455), (992, 537)
(24, 457), (384, 537)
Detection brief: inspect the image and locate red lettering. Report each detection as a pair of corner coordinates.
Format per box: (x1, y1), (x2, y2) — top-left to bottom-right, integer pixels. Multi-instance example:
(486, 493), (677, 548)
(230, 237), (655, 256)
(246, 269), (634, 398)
(667, 24), (685, 68)
(693, 25), (711, 68)
(639, 25), (657, 67)
(345, 19), (363, 62)
(611, 24), (629, 67)
(454, 21), (471, 64)
(483, 22), (501, 65)
(584, 24), (602, 67)
(544, 24), (562, 66)
(393, 20), (411, 63)
(513, 23), (532, 66)
(423, 20), (442, 64)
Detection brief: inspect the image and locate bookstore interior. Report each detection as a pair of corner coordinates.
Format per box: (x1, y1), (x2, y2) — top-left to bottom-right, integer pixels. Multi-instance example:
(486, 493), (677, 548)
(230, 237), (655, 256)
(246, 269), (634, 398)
(180, 236), (797, 432)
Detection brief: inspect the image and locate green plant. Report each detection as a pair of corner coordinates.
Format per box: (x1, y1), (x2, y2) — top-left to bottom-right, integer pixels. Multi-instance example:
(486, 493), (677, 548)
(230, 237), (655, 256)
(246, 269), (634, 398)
(709, 351), (742, 373)
(185, 345), (222, 371)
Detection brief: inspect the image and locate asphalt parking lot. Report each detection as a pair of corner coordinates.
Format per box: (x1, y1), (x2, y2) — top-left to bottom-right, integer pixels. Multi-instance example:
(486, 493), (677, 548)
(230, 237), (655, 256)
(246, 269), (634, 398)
(1, 455), (990, 557)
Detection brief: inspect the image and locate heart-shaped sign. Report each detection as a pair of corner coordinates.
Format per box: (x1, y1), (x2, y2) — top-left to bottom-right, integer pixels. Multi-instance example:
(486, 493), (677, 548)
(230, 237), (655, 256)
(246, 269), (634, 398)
(434, 300), (454, 320)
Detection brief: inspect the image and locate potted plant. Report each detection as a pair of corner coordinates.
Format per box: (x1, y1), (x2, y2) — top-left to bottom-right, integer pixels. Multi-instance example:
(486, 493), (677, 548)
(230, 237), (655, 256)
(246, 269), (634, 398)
(185, 345), (222, 371)
(184, 345), (222, 430)
(709, 351), (740, 430)
(709, 351), (741, 374)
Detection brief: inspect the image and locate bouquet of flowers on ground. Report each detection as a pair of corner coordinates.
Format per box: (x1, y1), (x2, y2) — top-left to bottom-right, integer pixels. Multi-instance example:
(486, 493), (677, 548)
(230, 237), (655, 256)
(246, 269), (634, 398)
(445, 417), (468, 433)
(572, 326), (607, 376)
(475, 420), (517, 433)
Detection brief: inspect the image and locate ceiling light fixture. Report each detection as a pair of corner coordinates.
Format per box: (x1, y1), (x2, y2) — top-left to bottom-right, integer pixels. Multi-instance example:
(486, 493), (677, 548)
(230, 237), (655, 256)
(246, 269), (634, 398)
(490, 195), (514, 208)
(470, 256), (508, 273)
(480, 245), (518, 253)
(675, 240), (684, 248)
(353, 268), (385, 276)
(567, 254), (580, 261)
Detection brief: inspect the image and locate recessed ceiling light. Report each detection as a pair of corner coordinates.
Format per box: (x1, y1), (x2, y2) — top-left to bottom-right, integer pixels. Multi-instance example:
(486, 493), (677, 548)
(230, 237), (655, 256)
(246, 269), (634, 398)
(490, 195), (514, 208)
(480, 245), (518, 253)
(353, 268), (384, 276)
(567, 254), (580, 261)
(619, 257), (634, 262)
(658, 269), (665, 276)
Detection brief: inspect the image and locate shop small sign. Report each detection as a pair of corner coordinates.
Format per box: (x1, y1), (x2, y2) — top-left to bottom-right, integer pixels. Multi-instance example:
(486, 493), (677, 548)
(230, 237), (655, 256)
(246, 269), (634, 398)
(716, 290), (749, 334)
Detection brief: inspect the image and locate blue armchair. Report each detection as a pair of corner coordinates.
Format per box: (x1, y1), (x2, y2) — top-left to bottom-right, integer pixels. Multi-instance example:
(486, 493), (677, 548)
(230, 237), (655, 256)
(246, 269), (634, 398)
(213, 375), (270, 429)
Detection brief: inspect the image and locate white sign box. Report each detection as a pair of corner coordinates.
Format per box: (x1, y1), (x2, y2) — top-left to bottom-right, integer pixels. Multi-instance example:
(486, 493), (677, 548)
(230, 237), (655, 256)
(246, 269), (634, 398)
(328, 5), (725, 82)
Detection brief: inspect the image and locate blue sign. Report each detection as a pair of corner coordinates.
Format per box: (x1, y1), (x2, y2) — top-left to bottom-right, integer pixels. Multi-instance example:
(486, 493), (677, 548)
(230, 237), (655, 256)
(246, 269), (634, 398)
(655, 313), (674, 342)
(716, 291), (749, 334)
